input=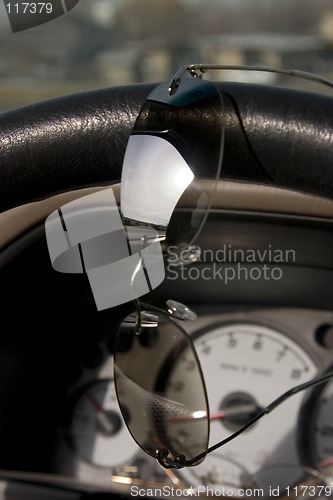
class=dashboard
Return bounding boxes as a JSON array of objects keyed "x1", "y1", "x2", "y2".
[{"x1": 1, "y1": 181, "x2": 333, "y2": 499}]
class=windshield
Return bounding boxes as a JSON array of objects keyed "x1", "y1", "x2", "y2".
[{"x1": 0, "y1": 0, "x2": 332, "y2": 111}]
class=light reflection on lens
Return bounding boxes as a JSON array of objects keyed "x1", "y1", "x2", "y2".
[
  {"x1": 120, "y1": 77, "x2": 224, "y2": 247},
  {"x1": 121, "y1": 135, "x2": 194, "y2": 228}
]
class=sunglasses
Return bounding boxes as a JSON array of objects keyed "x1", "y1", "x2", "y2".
[{"x1": 114, "y1": 64, "x2": 333, "y2": 470}]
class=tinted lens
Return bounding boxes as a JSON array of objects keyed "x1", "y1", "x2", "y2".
[
  {"x1": 120, "y1": 77, "x2": 224, "y2": 246},
  {"x1": 114, "y1": 310, "x2": 209, "y2": 466}
]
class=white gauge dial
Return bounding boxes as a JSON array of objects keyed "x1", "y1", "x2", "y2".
[
  {"x1": 165, "y1": 323, "x2": 317, "y2": 491},
  {"x1": 69, "y1": 379, "x2": 139, "y2": 467}
]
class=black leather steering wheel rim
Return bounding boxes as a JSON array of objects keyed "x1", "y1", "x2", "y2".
[{"x1": 0, "y1": 82, "x2": 333, "y2": 213}]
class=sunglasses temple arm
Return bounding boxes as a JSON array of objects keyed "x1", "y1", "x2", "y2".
[
  {"x1": 168, "y1": 64, "x2": 333, "y2": 95},
  {"x1": 186, "y1": 370, "x2": 333, "y2": 467}
]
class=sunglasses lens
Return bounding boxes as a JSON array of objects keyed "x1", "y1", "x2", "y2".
[
  {"x1": 120, "y1": 76, "x2": 224, "y2": 246},
  {"x1": 114, "y1": 311, "x2": 209, "y2": 466}
]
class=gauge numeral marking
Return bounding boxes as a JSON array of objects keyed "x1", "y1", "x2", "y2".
[
  {"x1": 227, "y1": 333, "x2": 237, "y2": 348},
  {"x1": 201, "y1": 343, "x2": 211, "y2": 355},
  {"x1": 253, "y1": 335, "x2": 263, "y2": 351},
  {"x1": 291, "y1": 368, "x2": 302, "y2": 379},
  {"x1": 276, "y1": 346, "x2": 288, "y2": 361}
]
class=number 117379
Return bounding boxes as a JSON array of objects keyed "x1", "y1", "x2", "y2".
[
  {"x1": 5, "y1": 3, "x2": 53, "y2": 14},
  {"x1": 285, "y1": 484, "x2": 332, "y2": 497}
]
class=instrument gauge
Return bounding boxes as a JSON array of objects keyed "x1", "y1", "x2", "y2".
[
  {"x1": 68, "y1": 378, "x2": 139, "y2": 468},
  {"x1": 164, "y1": 323, "x2": 318, "y2": 491}
]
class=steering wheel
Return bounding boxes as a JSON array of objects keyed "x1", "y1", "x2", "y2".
[{"x1": 1, "y1": 82, "x2": 333, "y2": 213}]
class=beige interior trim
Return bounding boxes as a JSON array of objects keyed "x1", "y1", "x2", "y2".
[{"x1": 1, "y1": 181, "x2": 333, "y2": 248}]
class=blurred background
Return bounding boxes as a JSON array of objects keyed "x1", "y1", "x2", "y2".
[{"x1": 0, "y1": 0, "x2": 333, "y2": 111}]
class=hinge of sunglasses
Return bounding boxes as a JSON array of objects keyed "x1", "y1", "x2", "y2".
[{"x1": 168, "y1": 64, "x2": 207, "y2": 95}]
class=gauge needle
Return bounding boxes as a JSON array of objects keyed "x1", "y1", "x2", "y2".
[
  {"x1": 86, "y1": 393, "x2": 118, "y2": 435},
  {"x1": 210, "y1": 404, "x2": 259, "y2": 421},
  {"x1": 166, "y1": 404, "x2": 259, "y2": 423},
  {"x1": 320, "y1": 457, "x2": 333, "y2": 468}
]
